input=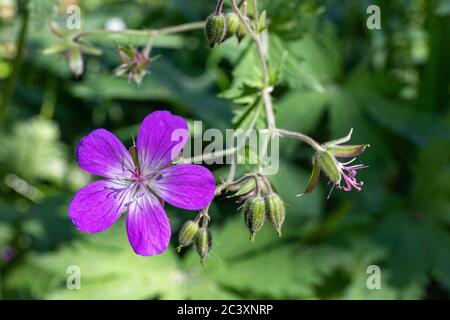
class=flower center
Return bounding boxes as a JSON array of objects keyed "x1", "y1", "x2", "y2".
[{"x1": 131, "y1": 168, "x2": 145, "y2": 184}]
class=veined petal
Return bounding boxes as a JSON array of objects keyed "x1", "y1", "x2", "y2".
[
  {"x1": 137, "y1": 111, "x2": 188, "y2": 174},
  {"x1": 69, "y1": 180, "x2": 130, "y2": 233},
  {"x1": 76, "y1": 129, "x2": 135, "y2": 179},
  {"x1": 126, "y1": 191, "x2": 171, "y2": 256},
  {"x1": 151, "y1": 164, "x2": 215, "y2": 210}
]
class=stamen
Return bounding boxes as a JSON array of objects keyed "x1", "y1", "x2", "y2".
[{"x1": 327, "y1": 183, "x2": 336, "y2": 199}]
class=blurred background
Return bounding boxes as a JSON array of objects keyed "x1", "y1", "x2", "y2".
[{"x1": 0, "y1": 0, "x2": 449, "y2": 299}]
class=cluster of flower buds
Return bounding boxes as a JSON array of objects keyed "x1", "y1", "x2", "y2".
[
  {"x1": 228, "y1": 174, "x2": 286, "y2": 241},
  {"x1": 204, "y1": 0, "x2": 248, "y2": 48},
  {"x1": 301, "y1": 129, "x2": 370, "y2": 198},
  {"x1": 177, "y1": 213, "x2": 212, "y2": 266},
  {"x1": 43, "y1": 23, "x2": 102, "y2": 77}
]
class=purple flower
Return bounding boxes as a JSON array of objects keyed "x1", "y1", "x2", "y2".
[
  {"x1": 69, "y1": 111, "x2": 216, "y2": 256},
  {"x1": 1, "y1": 246, "x2": 16, "y2": 263}
]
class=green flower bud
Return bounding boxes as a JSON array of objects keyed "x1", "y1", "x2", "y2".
[
  {"x1": 243, "y1": 196, "x2": 265, "y2": 242},
  {"x1": 236, "y1": 18, "x2": 248, "y2": 43},
  {"x1": 177, "y1": 220, "x2": 199, "y2": 252},
  {"x1": 205, "y1": 14, "x2": 226, "y2": 48},
  {"x1": 265, "y1": 193, "x2": 285, "y2": 237},
  {"x1": 195, "y1": 227, "x2": 212, "y2": 265},
  {"x1": 224, "y1": 12, "x2": 240, "y2": 40},
  {"x1": 315, "y1": 150, "x2": 341, "y2": 184}
]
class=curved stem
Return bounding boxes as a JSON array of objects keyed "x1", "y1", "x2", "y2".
[
  {"x1": 215, "y1": 0, "x2": 225, "y2": 15},
  {"x1": 275, "y1": 128, "x2": 324, "y2": 152}
]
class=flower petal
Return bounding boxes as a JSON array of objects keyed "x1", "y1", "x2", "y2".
[
  {"x1": 69, "y1": 180, "x2": 130, "y2": 233},
  {"x1": 126, "y1": 191, "x2": 171, "y2": 256},
  {"x1": 76, "y1": 129, "x2": 135, "y2": 179},
  {"x1": 151, "y1": 164, "x2": 215, "y2": 210},
  {"x1": 137, "y1": 111, "x2": 188, "y2": 174}
]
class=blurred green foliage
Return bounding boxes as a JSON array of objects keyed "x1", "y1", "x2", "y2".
[{"x1": 0, "y1": 0, "x2": 449, "y2": 299}]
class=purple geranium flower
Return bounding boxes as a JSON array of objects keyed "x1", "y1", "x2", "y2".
[{"x1": 69, "y1": 111, "x2": 215, "y2": 256}]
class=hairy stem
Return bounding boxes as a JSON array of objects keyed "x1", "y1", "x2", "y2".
[
  {"x1": 275, "y1": 128, "x2": 324, "y2": 152},
  {"x1": 76, "y1": 21, "x2": 205, "y2": 39},
  {"x1": 215, "y1": 0, "x2": 225, "y2": 15},
  {"x1": 180, "y1": 146, "x2": 238, "y2": 164},
  {"x1": 231, "y1": 0, "x2": 276, "y2": 130}
]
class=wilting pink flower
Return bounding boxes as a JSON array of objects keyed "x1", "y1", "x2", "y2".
[
  {"x1": 69, "y1": 111, "x2": 215, "y2": 256},
  {"x1": 335, "y1": 158, "x2": 367, "y2": 192},
  {"x1": 114, "y1": 46, "x2": 158, "y2": 84},
  {"x1": 301, "y1": 129, "x2": 369, "y2": 197}
]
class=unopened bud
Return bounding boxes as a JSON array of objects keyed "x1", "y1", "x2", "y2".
[
  {"x1": 243, "y1": 197, "x2": 265, "y2": 242},
  {"x1": 205, "y1": 14, "x2": 227, "y2": 48},
  {"x1": 177, "y1": 220, "x2": 199, "y2": 252},
  {"x1": 224, "y1": 12, "x2": 240, "y2": 40},
  {"x1": 195, "y1": 227, "x2": 212, "y2": 265},
  {"x1": 265, "y1": 194, "x2": 285, "y2": 236},
  {"x1": 236, "y1": 19, "x2": 248, "y2": 43}
]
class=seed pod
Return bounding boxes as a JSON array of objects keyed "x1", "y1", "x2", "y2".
[
  {"x1": 177, "y1": 220, "x2": 199, "y2": 252},
  {"x1": 205, "y1": 14, "x2": 226, "y2": 48},
  {"x1": 265, "y1": 193, "x2": 286, "y2": 236},
  {"x1": 195, "y1": 227, "x2": 212, "y2": 265},
  {"x1": 243, "y1": 197, "x2": 265, "y2": 242},
  {"x1": 224, "y1": 12, "x2": 240, "y2": 40}
]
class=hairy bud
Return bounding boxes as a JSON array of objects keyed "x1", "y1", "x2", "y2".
[
  {"x1": 243, "y1": 197, "x2": 265, "y2": 242},
  {"x1": 177, "y1": 220, "x2": 199, "y2": 252},
  {"x1": 265, "y1": 193, "x2": 286, "y2": 236},
  {"x1": 195, "y1": 227, "x2": 212, "y2": 265},
  {"x1": 205, "y1": 14, "x2": 226, "y2": 48},
  {"x1": 224, "y1": 12, "x2": 240, "y2": 40},
  {"x1": 236, "y1": 18, "x2": 248, "y2": 43}
]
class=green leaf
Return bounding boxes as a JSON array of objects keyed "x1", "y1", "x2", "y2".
[{"x1": 0, "y1": 117, "x2": 68, "y2": 185}]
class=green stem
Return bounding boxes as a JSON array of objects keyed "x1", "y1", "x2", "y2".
[
  {"x1": 215, "y1": 0, "x2": 225, "y2": 15},
  {"x1": 275, "y1": 128, "x2": 324, "y2": 152},
  {"x1": 76, "y1": 21, "x2": 205, "y2": 39},
  {"x1": 0, "y1": 7, "x2": 29, "y2": 125}
]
